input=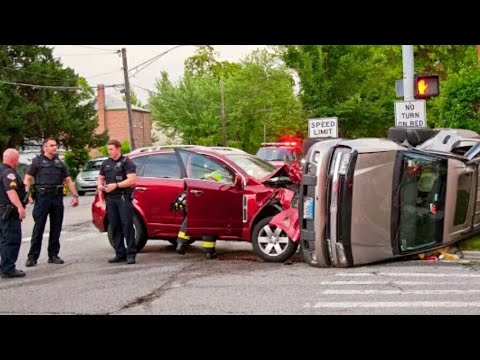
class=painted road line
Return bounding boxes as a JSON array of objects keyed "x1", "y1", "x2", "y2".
[{"x1": 307, "y1": 302, "x2": 480, "y2": 308}]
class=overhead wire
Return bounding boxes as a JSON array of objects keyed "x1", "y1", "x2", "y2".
[
  {"x1": 72, "y1": 45, "x2": 117, "y2": 53},
  {"x1": 0, "y1": 65, "x2": 73, "y2": 80},
  {"x1": 128, "y1": 45, "x2": 201, "y2": 79},
  {"x1": 0, "y1": 79, "x2": 123, "y2": 90}
]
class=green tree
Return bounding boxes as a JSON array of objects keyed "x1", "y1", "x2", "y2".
[
  {"x1": 149, "y1": 48, "x2": 305, "y2": 153},
  {"x1": 280, "y1": 45, "x2": 402, "y2": 138},
  {"x1": 122, "y1": 89, "x2": 144, "y2": 108},
  {"x1": 0, "y1": 45, "x2": 100, "y2": 153},
  {"x1": 280, "y1": 45, "x2": 479, "y2": 137},
  {"x1": 64, "y1": 148, "x2": 91, "y2": 179},
  {"x1": 435, "y1": 69, "x2": 480, "y2": 132}
]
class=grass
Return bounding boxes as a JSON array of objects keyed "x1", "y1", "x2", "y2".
[{"x1": 459, "y1": 234, "x2": 480, "y2": 251}]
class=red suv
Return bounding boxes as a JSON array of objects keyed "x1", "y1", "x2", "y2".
[
  {"x1": 91, "y1": 146, "x2": 299, "y2": 262},
  {"x1": 255, "y1": 142, "x2": 302, "y2": 168}
]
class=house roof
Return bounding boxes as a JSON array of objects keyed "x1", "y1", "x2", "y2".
[{"x1": 94, "y1": 95, "x2": 150, "y2": 113}]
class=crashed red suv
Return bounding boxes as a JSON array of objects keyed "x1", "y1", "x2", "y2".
[{"x1": 91, "y1": 146, "x2": 299, "y2": 262}]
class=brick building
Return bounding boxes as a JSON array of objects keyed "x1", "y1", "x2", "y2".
[{"x1": 95, "y1": 84, "x2": 152, "y2": 148}]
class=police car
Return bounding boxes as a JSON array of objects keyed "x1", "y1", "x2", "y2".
[{"x1": 255, "y1": 142, "x2": 302, "y2": 168}]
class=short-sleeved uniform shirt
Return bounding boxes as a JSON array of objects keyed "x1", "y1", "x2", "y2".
[
  {"x1": 0, "y1": 165, "x2": 26, "y2": 205},
  {"x1": 27, "y1": 154, "x2": 70, "y2": 183}
]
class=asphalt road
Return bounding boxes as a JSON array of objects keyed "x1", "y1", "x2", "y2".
[{"x1": 2, "y1": 195, "x2": 480, "y2": 315}]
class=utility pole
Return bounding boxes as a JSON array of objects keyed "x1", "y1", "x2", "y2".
[
  {"x1": 121, "y1": 48, "x2": 136, "y2": 151},
  {"x1": 220, "y1": 80, "x2": 227, "y2": 146},
  {"x1": 402, "y1": 45, "x2": 415, "y2": 101}
]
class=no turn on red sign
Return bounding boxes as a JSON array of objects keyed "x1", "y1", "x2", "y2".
[{"x1": 394, "y1": 100, "x2": 427, "y2": 127}]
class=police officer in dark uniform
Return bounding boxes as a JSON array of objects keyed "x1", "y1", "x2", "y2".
[
  {"x1": 0, "y1": 149, "x2": 27, "y2": 278},
  {"x1": 97, "y1": 139, "x2": 137, "y2": 264},
  {"x1": 24, "y1": 138, "x2": 79, "y2": 267}
]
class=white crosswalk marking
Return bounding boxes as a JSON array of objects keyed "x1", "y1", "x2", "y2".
[
  {"x1": 323, "y1": 289, "x2": 480, "y2": 295},
  {"x1": 320, "y1": 281, "x2": 457, "y2": 285},
  {"x1": 311, "y1": 302, "x2": 480, "y2": 308},
  {"x1": 307, "y1": 270, "x2": 480, "y2": 312},
  {"x1": 335, "y1": 272, "x2": 480, "y2": 278}
]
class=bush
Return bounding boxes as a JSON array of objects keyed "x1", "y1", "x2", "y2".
[
  {"x1": 64, "y1": 148, "x2": 91, "y2": 179},
  {"x1": 97, "y1": 140, "x2": 131, "y2": 157}
]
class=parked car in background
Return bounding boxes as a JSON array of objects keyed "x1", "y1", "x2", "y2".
[
  {"x1": 75, "y1": 157, "x2": 107, "y2": 196},
  {"x1": 256, "y1": 142, "x2": 302, "y2": 168},
  {"x1": 91, "y1": 146, "x2": 299, "y2": 262},
  {"x1": 292, "y1": 127, "x2": 480, "y2": 268}
]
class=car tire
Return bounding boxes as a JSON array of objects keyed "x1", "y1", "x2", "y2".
[
  {"x1": 108, "y1": 213, "x2": 148, "y2": 252},
  {"x1": 252, "y1": 216, "x2": 298, "y2": 262}
]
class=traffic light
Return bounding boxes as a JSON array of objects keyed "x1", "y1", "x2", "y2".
[{"x1": 414, "y1": 74, "x2": 439, "y2": 99}]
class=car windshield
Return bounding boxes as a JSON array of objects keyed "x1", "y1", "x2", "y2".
[
  {"x1": 83, "y1": 159, "x2": 104, "y2": 171},
  {"x1": 225, "y1": 154, "x2": 276, "y2": 180},
  {"x1": 256, "y1": 148, "x2": 296, "y2": 161}
]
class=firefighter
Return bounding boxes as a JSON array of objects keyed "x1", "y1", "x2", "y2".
[
  {"x1": 0, "y1": 149, "x2": 27, "y2": 278},
  {"x1": 97, "y1": 139, "x2": 137, "y2": 264},
  {"x1": 24, "y1": 138, "x2": 79, "y2": 267},
  {"x1": 174, "y1": 169, "x2": 229, "y2": 259}
]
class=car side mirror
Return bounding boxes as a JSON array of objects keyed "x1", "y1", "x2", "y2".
[{"x1": 234, "y1": 175, "x2": 243, "y2": 190}]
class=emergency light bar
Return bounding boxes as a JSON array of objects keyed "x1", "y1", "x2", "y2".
[{"x1": 261, "y1": 142, "x2": 298, "y2": 146}]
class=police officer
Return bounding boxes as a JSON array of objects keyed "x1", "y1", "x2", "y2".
[
  {"x1": 97, "y1": 139, "x2": 137, "y2": 264},
  {"x1": 24, "y1": 138, "x2": 79, "y2": 267},
  {"x1": 0, "y1": 149, "x2": 27, "y2": 278}
]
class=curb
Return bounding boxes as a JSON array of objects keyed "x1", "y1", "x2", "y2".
[{"x1": 461, "y1": 251, "x2": 480, "y2": 261}]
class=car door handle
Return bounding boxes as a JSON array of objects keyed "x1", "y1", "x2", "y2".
[
  {"x1": 136, "y1": 187, "x2": 147, "y2": 191},
  {"x1": 190, "y1": 190, "x2": 203, "y2": 196}
]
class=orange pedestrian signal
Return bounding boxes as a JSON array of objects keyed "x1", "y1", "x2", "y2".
[{"x1": 415, "y1": 74, "x2": 439, "y2": 99}]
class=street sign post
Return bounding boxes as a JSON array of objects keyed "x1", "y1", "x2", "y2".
[{"x1": 394, "y1": 100, "x2": 427, "y2": 127}]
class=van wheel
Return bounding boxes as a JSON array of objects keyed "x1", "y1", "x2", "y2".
[
  {"x1": 252, "y1": 216, "x2": 298, "y2": 262},
  {"x1": 108, "y1": 214, "x2": 148, "y2": 252},
  {"x1": 387, "y1": 127, "x2": 437, "y2": 145}
]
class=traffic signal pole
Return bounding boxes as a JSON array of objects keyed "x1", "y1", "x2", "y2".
[{"x1": 402, "y1": 45, "x2": 415, "y2": 101}]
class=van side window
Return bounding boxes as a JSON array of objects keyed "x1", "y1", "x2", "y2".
[
  {"x1": 398, "y1": 152, "x2": 448, "y2": 252},
  {"x1": 454, "y1": 173, "x2": 472, "y2": 226}
]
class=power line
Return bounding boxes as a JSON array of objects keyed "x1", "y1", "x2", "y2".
[
  {"x1": 72, "y1": 45, "x2": 117, "y2": 53},
  {"x1": 56, "y1": 52, "x2": 117, "y2": 57},
  {"x1": 85, "y1": 69, "x2": 122, "y2": 79},
  {"x1": 0, "y1": 79, "x2": 123, "y2": 91},
  {"x1": 132, "y1": 84, "x2": 153, "y2": 93},
  {"x1": 128, "y1": 45, "x2": 202, "y2": 78},
  {"x1": 0, "y1": 79, "x2": 90, "y2": 90},
  {"x1": 0, "y1": 65, "x2": 73, "y2": 80}
]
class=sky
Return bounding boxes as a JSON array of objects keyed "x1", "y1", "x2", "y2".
[{"x1": 49, "y1": 45, "x2": 267, "y2": 104}]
